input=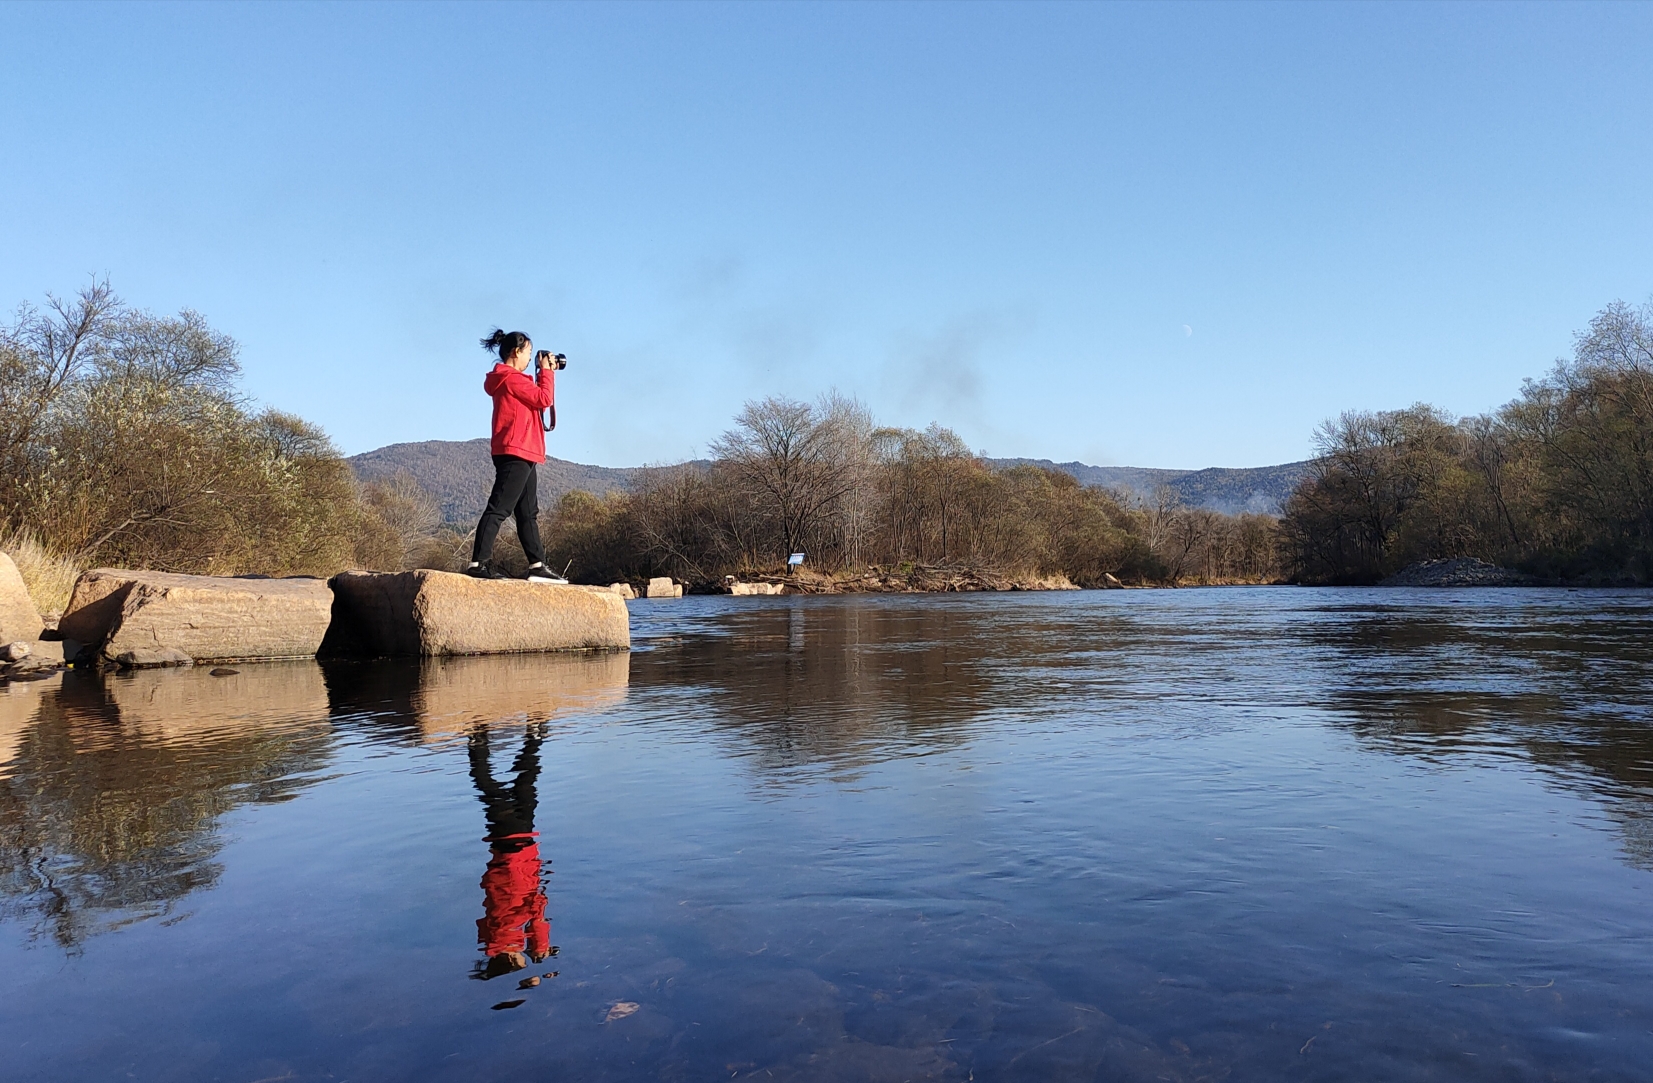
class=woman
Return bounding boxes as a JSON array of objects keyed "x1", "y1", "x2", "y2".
[{"x1": 466, "y1": 329, "x2": 565, "y2": 581}]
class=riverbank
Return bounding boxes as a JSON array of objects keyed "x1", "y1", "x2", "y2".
[
  {"x1": 674, "y1": 563, "x2": 1306, "y2": 595},
  {"x1": 692, "y1": 565, "x2": 1079, "y2": 595}
]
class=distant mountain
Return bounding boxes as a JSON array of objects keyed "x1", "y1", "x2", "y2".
[
  {"x1": 986, "y1": 459, "x2": 1310, "y2": 515},
  {"x1": 347, "y1": 439, "x2": 1308, "y2": 523},
  {"x1": 348, "y1": 439, "x2": 672, "y2": 523}
]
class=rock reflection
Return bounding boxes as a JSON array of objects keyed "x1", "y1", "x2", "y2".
[
  {"x1": 0, "y1": 664, "x2": 330, "y2": 948},
  {"x1": 468, "y1": 723, "x2": 554, "y2": 999},
  {"x1": 323, "y1": 651, "x2": 630, "y2": 744}
]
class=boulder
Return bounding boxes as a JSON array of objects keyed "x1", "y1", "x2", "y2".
[
  {"x1": 0, "y1": 639, "x2": 64, "y2": 682},
  {"x1": 645, "y1": 576, "x2": 683, "y2": 599},
  {"x1": 0, "y1": 552, "x2": 43, "y2": 643},
  {"x1": 729, "y1": 581, "x2": 786, "y2": 596},
  {"x1": 321, "y1": 569, "x2": 630, "y2": 657},
  {"x1": 58, "y1": 569, "x2": 334, "y2": 665}
]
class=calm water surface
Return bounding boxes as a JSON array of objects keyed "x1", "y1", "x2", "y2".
[{"x1": 3, "y1": 588, "x2": 1652, "y2": 1081}]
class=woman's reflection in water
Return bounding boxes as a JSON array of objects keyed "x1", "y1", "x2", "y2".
[{"x1": 467, "y1": 722, "x2": 556, "y2": 1000}]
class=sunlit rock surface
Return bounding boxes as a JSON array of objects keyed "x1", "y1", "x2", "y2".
[
  {"x1": 729, "y1": 581, "x2": 786, "y2": 596},
  {"x1": 0, "y1": 552, "x2": 43, "y2": 643},
  {"x1": 322, "y1": 570, "x2": 630, "y2": 657},
  {"x1": 58, "y1": 570, "x2": 334, "y2": 665},
  {"x1": 644, "y1": 576, "x2": 682, "y2": 599}
]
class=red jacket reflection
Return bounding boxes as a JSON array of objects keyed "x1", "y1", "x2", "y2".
[{"x1": 477, "y1": 834, "x2": 549, "y2": 959}]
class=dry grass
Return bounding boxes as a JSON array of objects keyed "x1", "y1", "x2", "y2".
[{"x1": 0, "y1": 530, "x2": 83, "y2": 618}]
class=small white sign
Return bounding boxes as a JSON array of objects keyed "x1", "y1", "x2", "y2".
[{"x1": 788, "y1": 552, "x2": 806, "y2": 566}]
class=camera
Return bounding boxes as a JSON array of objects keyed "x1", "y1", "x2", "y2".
[{"x1": 535, "y1": 350, "x2": 567, "y2": 371}]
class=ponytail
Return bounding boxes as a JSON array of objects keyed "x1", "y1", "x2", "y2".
[{"x1": 481, "y1": 328, "x2": 530, "y2": 360}]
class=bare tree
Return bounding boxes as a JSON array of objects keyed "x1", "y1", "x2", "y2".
[
  {"x1": 1160, "y1": 507, "x2": 1217, "y2": 582},
  {"x1": 711, "y1": 396, "x2": 858, "y2": 564},
  {"x1": 362, "y1": 472, "x2": 442, "y2": 568},
  {"x1": 817, "y1": 391, "x2": 877, "y2": 569},
  {"x1": 0, "y1": 280, "x2": 119, "y2": 474},
  {"x1": 1138, "y1": 484, "x2": 1180, "y2": 553}
]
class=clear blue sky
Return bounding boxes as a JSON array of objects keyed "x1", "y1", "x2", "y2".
[{"x1": 3, "y1": 2, "x2": 1650, "y2": 469}]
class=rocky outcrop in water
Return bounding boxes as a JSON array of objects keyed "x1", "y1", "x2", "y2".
[
  {"x1": 644, "y1": 577, "x2": 683, "y2": 599},
  {"x1": 729, "y1": 581, "x2": 787, "y2": 596},
  {"x1": 321, "y1": 570, "x2": 630, "y2": 657},
  {"x1": 57, "y1": 570, "x2": 335, "y2": 666},
  {"x1": 1378, "y1": 558, "x2": 1537, "y2": 587}
]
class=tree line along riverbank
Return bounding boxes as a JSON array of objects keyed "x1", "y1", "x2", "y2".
[{"x1": 3, "y1": 282, "x2": 1649, "y2": 615}]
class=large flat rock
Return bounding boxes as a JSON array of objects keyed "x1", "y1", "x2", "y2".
[
  {"x1": 321, "y1": 570, "x2": 631, "y2": 657},
  {"x1": 0, "y1": 551, "x2": 44, "y2": 642},
  {"x1": 58, "y1": 569, "x2": 334, "y2": 665}
]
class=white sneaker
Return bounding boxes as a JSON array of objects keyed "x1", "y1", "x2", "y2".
[{"x1": 525, "y1": 566, "x2": 568, "y2": 584}]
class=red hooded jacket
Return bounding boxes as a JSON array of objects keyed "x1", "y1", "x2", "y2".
[{"x1": 484, "y1": 363, "x2": 555, "y2": 463}]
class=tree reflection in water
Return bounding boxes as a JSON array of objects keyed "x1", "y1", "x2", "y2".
[
  {"x1": 0, "y1": 665, "x2": 330, "y2": 949},
  {"x1": 628, "y1": 600, "x2": 1002, "y2": 774},
  {"x1": 1299, "y1": 597, "x2": 1653, "y2": 868},
  {"x1": 467, "y1": 722, "x2": 555, "y2": 1004}
]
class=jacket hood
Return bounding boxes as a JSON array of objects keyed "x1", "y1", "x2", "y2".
[{"x1": 483, "y1": 363, "x2": 514, "y2": 395}]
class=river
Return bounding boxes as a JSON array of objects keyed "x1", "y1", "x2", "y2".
[{"x1": 3, "y1": 588, "x2": 1651, "y2": 1081}]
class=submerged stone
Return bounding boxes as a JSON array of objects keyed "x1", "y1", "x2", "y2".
[{"x1": 113, "y1": 647, "x2": 194, "y2": 669}]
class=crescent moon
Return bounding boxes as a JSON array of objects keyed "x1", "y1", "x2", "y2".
[{"x1": 1183, "y1": 325, "x2": 1193, "y2": 337}]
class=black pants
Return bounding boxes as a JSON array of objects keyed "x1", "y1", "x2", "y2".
[{"x1": 472, "y1": 455, "x2": 546, "y2": 565}]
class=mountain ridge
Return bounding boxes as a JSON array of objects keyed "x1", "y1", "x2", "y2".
[{"x1": 347, "y1": 439, "x2": 1307, "y2": 523}]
